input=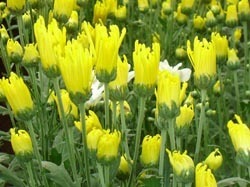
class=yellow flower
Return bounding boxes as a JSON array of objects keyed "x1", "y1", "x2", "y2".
[
  {"x1": 161, "y1": 0, "x2": 172, "y2": 15},
  {"x1": 52, "y1": 89, "x2": 78, "y2": 119},
  {"x1": 133, "y1": 40, "x2": 160, "y2": 96},
  {"x1": 2, "y1": 72, "x2": 34, "y2": 120},
  {"x1": 22, "y1": 12, "x2": 31, "y2": 28},
  {"x1": 227, "y1": 114, "x2": 250, "y2": 154},
  {"x1": 7, "y1": 0, "x2": 25, "y2": 12},
  {"x1": 0, "y1": 24, "x2": 9, "y2": 44},
  {"x1": 205, "y1": 10, "x2": 217, "y2": 27},
  {"x1": 95, "y1": 24, "x2": 126, "y2": 83},
  {"x1": 22, "y1": 43, "x2": 40, "y2": 67},
  {"x1": 174, "y1": 4, "x2": 188, "y2": 25},
  {"x1": 213, "y1": 80, "x2": 222, "y2": 95},
  {"x1": 115, "y1": 5, "x2": 127, "y2": 20},
  {"x1": 166, "y1": 149, "x2": 194, "y2": 182},
  {"x1": 87, "y1": 128, "x2": 104, "y2": 151},
  {"x1": 66, "y1": 10, "x2": 78, "y2": 32},
  {"x1": 6, "y1": 39, "x2": 23, "y2": 64},
  {"x1": 10, "y1": 128, "x2": 33, "y2": 159},
  {"x1": 34, "y1": 16, "x2": 66, "y2": 77},
  {"x1": 103, "y1": 0, "x2": 117, "y2": 15},
  {"x1": 211, "y1": 32, "x2": 228, "y2": 62},
  {"x1": 195, "y1": 163, "x2": 217, "y2": 187},
  {"x1": 227, "y1": 48, "x2": 240, "y2": 69},
  {"x1": 238, "y1": 0, "x2": 250, "y2": 21},
  {"x1": 226, "y1": 4, "x2": 238, "y2": 27},
  {"x1": 193, "y1": 15, "x2": 205, "y2": 31},
  {"x1": 92, "y1": 1, "x2": 108, "y2": 24},
  {"x1": 97, "y1": 129, "x2": 121, "y2": 164},
  {"x1": 233, "y1": 28, "x2": 242, "y2": 43},
  {"x1": 140, "y1": 134, "x2": 161, "y2": 166},
  {"x1": 117, "y1": 155, "x2": 131, "y2": 178},
  {"x1": 138, "y1": 0, "x2": 149, "y2": 11},
  {"x1": 59, "y1": 39, "x2": 93, "y2": 104},
  {"x1": 109, "y1": 55, "x2": 130, "y2": 101},
  {"x1": 181, "y1": 0, "x2": 195, "y2": 14},
  {"x1": 187, "y1": 36, "x2": 216, "y2": 88},
  {"x1": 204, "y1": 148, "x2": 223, "y2": 171},
  {"x1": 53, "y1": 0, "x2": 75, "y2": 22},
  {"x1": 74, "y1": 110, "x2": 102, "y2": 133},
  {"x1": 176, "y1": 104, "x2": 194, "y2": 129},
  {"x1": 156, "y1": 70, "x2": 181, "y2": 119}
]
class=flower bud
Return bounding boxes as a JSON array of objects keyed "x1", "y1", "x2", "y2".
[
  {"x1": 7, "y1": 39, "x2": 23, "y2": 64},
  {"x1": 238, "y1": 0, "x2": 250, "y2": 21},
  {"x1": 115, "y1": 5, "x2": 127, "y2": 20},
  {"x1": 22, "y1": 43, "x2": 40, "y2": 67},
  {"x1": 117, "y1": 155, "x2": 131, "y2": 179},
  {"x1": 195, "y1": 163, "x2": 217, "y2": 187},
  {"x1": 227, "y1": 48, "x2": 240, "y2": 70},
  {"x1": 87, "y1": 128, "x2": 104, "y2": 153},
  {"x1": 205, "y1": 10, "x2": 217, "y2": 27},
  {"x1": 7, "y1": 0, "x2": 25, "y2": 14},
  {"x1": 225, "y1": 4, "x2": 238, "y2": 27},
  {"x1": 140, "y1": 134, "x2": 161, "y2": 166},
  {"x1": 0, "y1": 24, "x2": 9, "y2": 44},
  {"x1": 66, "y1": 10, "x2": 78, "y2": 33},
  {"x1": 10, "y1": 128, "x2": 33, "y2": 161},
  {"x1": 193, "y1": 15, "x2": 205, "y2": 31},
  {"x1": 204, "y1": 148, "x2": 223, "y2": 171}
]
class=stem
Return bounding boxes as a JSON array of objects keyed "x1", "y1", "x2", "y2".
[
  {"x1": 119, "y1": 100, "x2": 131, "y2": 160},
  {"x1": 26, "y1": 121, "x2": 49, "y2": 187},
  {"x1": 53, "y1": 78, "x2": 78, "y2": 182},
  {"x1": 194, "y1": 89, "x2": 207, "y2": 163},
  {"x1": 112, "y1": 100, "x2": 117, "y2": 131},
  {"x1": 168, "y1": 118, "x2": 176, "y2": 150},
  {"x1": 176, "y1": 136, "x2": 182, "y2": 151},
  {"x1": 16, "y1": 16, "x2": 25, "y2": 46},
  {"x1": 242, "y1": 21, "x2": 250, "y2": 89},
  {"x1": 0, "y1": 39, "x2": 11, "y2": 75},
  {"x1": 26, "y1": 161, "x2": 36, "y2": 187},
  {"x1": 159, "y1": 129, "x2": 167, "y2": 187},
  {"x1": 97, "y1": 163, "x2": 105, "y2": 187},
  {"x1": 79, "y1": 103, "x2": 91, "y2": 187},
  {"x1": 104, "y1": 165, "x2": 110, "y2": 187},
  {"x1": 104, "y1": 83, "x2": 110, "y2": 129},
  {"x1": 233, "y1": 71, "x2": 241, "y2": 115},
  {"x1": 128, "y1": 97, "x2": 146, "y2": 186},
  {"x1": 6, "y1": 103, "x2": 16, "y2": 127}
]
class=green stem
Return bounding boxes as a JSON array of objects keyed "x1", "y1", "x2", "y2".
[
  {"x1": 6, "y1": 103, "x2": 16, "y2": 127},
  {"x1": 194, "y1": 89, "x2": 207, "y2": 163},
  {"x1": 112, "y1": 100, "x2": 117, "y2": 131},
  {"x1": 0, "y1": 39, "x2": 11, "y2": 75},
  {"x1": 79, "y1": 103, "x2": 91, "y2": 187},
  {"x1": 176, "y1": 136, "x2": 182, "y2": 151},
  {"x1": 26, "y1": 121, "x2": 49, "y2": 187},
  {"x1": 159, "y1": 129, "x2": 167, "y2": 187},
  {"x1": 53, "y1": 78, "x2": 78, "y2": 182},
  {"x1": 16, "y1": 16, "x2": 25, "y2": 46},
  {"x1": 242, "y1": 21, "x2": 250, "y2": 89},
  {"x1": 128, "y1": 97, "x2": 146, "y2": 186},
  {"x1": 104, "y1": 83, "x2": 110, "y2": 129},
  {"x1": 26, "y1": 161, "x2": 36, "y2": 187},
  {"x1": 168, "y1": 118, "x2": 176, "y2": 150},
  {"x1": 119, "y1": 100, "x2": 131, "y2": 160},
  {"x1": 104, "y1": 165, "x2": 110, "y2": 187},
  {"x1": 97, "y1": 163, "x2": 105, "y2": 187},
  {"x1": 233, "y1": 71, "x2": 241, "y2": 115}
]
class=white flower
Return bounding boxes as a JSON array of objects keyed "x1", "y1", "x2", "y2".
[{"x1": 159, "y1": 59, "x2": 191, "y2": 82}]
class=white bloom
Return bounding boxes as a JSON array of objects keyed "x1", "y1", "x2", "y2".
[{"x1": 159, "y1": 59, "x2": 191, "y2": 82}]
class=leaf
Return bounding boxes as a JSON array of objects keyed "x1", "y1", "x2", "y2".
[
  {"x1": 0, "y1": 164, "x2": 25, "y2": 187},
  {"x1": 217, "y1": 177, "x2": 250, "y2": 187},
  {"x1": 42, "y1": 161, "x2": 79, "y2": 187}
]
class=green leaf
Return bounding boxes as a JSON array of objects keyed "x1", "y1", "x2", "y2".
[
  {"x1": 218, "y1": 177, "x2": 250, "y2": 187},
  {"x1": 0, "y1": 164, "x2": 25, "y2": 187},
  {"x1": 42, "y1": 161, "x2": 79, "y2": 187}
]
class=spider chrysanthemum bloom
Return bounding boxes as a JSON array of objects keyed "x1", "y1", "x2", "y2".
[
  {"x1": 59, "y1": 39, "x2": 93, "y2": 104},
  {"x1": 133, "y1": 40, "x2": 160, "y2": 97},
  {"x1": 34, "y1": 16, "x2": 66, "y2": 78},
  {"x1": 97, "y1": 129, "x2": 121, "y2": 164},
  {"x1": 140, "y1": 134, "x2": 161, "y2": 166},
  {"x1": 166, "y1": 149, "x2": 194, "y2": 183},
  {"x1": 227, "y1": 114, "x2": 250, "y2": 166},
  {"x1": 2, "y1": 72, "x2": 34, "y2": 120},
  {"x1": 94, "y1": 24, "x2": 126, "y2": 83},
  {"x1": 195, "y1": 163, "x2": 217, "y2": 187},
  {"x1": 92, "y1": 1, "x2": 108, "y2": 24},
  {"x1": 204, "y1": 148, "x2": 223, "y2": 171},
  {"x1": 211, "y1": 32, "x2": 228, "y2": 63},
  {"x1": 10, "y1": 128, "x2": 33, "y2": 161},
  {"x1": 187, "y1": 36, "x2": 216, "y2": 89}
]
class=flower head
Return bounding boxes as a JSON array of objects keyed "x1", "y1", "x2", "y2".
[
  {"x1": 195, "y1": 163, "x2": 217, "y2": 187},
  {"x1": 87, "y1": 128, "x2": 104, "y2": 152},
  {"x1": 22, "y1": 43, "x2": 40, "y2": 67},
  {"x1": 176, "y1": 104, "x2": 194, "y2": 129},
  {"x1": 166, "y1": 149, "x2": 194, "y2": 183},
  {"x1": 211, "y1": 32, "x2": 228, "y2": 62},
  {"x1": 97, "y1": 129, "x2": 121, "y2": 164},
  {"x1": 10, "y1": 128, "x2": 33, "y2": 160},
  {"x1": 204, "y1": 148, "x2": 223, "y2": 171},
  {"x1": 226, "y1": 4, "x2": 238, "y2": 27},
  {"x1": 140, "y1": 134, "x2": 161, "y2": 166},
  {"x1": 2, "y1": 72, "x2": 34, "y2": 120},
  {"x1": 7, "y1": 0, "x2": 25, "y2": 13},
  {"x1": 7, "y1": 39, "x2": 23, "y2": 64},
  {"x1": 53, "y1": 0, "x2": 75, "y2": 22}
]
